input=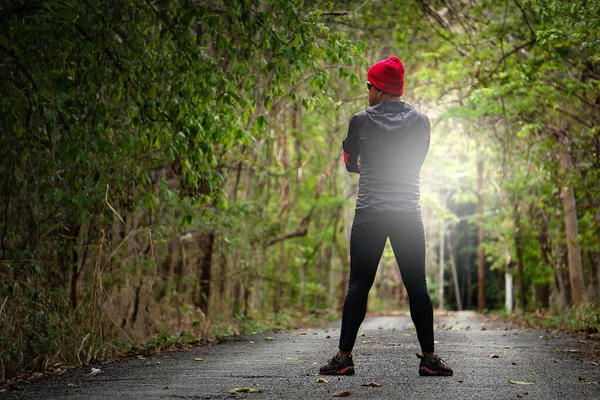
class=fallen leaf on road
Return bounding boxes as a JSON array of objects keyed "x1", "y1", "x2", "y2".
[
  {"x1": 66, "y1": 383, "x2": 78, "y2": 388},
  {"x1": 458, "y1": 380, "x2": 464, "y2": 383},
  {"x1": 359, "y1": 333, "x2": 366, "y2": 337},
  {"x1": 490, "y1": 354, "x2": 500, "y2": 358},
  {"x1": 402, "y1": 334, "x2": 412, "y2": 337},
  {"x1": 249, "y1": 341, "x2": 255, "y2": 343},
  {"x1": 578, "y1": 376, "x2": 598, "y2": 384},
  {"x1": 265, "y1": 337, "x2": 275, "y2": 341},
  {"x1": 361, "y1": 382, "x2": 381, "y2": 387},
  {"x1": 297, "y1": 332, "x2": 307, "y2": 336},
  {"x1": 589, "y1": 362, "x2": 599, "y2": 366},
  {"x1": 137, "y1": 355, "x2": 145, "y2": 360},
  {"x1": 194, "y1": 357, "x2": 203, "y2": 361},
  {"x1": 434, "y1": 340, "x2": 440, "y2": 344},
  {"x1": 333, "y1": 390, "x2": 352, "y2": 397},
  {"x1": 283, "y1": 357, "x2": 297, "y2": 361},
  {"x1": 480, "y1": 327, "x2": 487, "y2": 331},
  {"x1": 228, "y1": 387, "x2": 261, "y2": 393},
  {"x1": 508, "y1": 380, "x2": 534, "y2": 385},
  {"x1": 316, "y1": 378, "x2": 328, "y2": 383},
  {"x1": 90, "y1": 368, "x2": 101, "y2": 376}
]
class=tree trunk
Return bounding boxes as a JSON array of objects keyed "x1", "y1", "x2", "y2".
[
  {"x1": 438, "y1": 220, "x2": 445, "y2": 310},
  {"x1": 54, "y1": 222, "x2": 80, "y2": 291},
  {"x1": 466, "y1": 233, "x2": 473, "y2": 309},
  {"x1": 448, "y1": 227, "x2": 462, "y2": 310},
  {"x1": 513, "y1": 201, "x2": 527, "y2": 309},
  {"x1": 328, "y1": 232, "x2": 337, "y2": 308},
  {"x1": 70, "y1": 240, "x2": 79, "y2": 309},
  {"x1": 274, "y1": 241, "x2": 284, "y2": 314},
  {"x1": 504, "y1": 249, "x2": 513, "y2": 313},
  {"x1": 559, "y1": 146, "x2": 585, "y2": 304},
  {"x1": 477, "y1": 156, "x2": 486, "y2": 310},
  {"x1": 535, "y1": 285, "x2": 550, "y2": 309},
  {"x1": 596, "y1": 211, "x2": 600, "y2": 302},
  {"x1": 68, "y1": 224, "x2": 82, "y2": 309},
  {"x1": 197, "y1": 230, "x2": 215, "y2": 312},
  {"x1": 232, "y1": 279, "x2": 242, "y2": 316},
  {"x1": 131, "y1": 277, "x2": 143, "y2": 324},
  {"x1": 535, "y1": 203, "x2": 553, "y2": 308},
  {"x1": 338, "y1": 233, "x2": 348, "y2": 311}
]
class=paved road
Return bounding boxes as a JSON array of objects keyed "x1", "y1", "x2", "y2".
[{"x1": 2, "y1": 311, "x2": 599, "y2": 399}]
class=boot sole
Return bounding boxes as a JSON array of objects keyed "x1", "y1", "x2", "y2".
[
  {"x1": 319, "y1": 366, "x2": 355, "y2": 376},
  {"x1": 419, "y1": 366, "x2": 453, "y2": 376}
]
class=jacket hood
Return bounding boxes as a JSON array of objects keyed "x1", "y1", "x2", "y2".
[{"x1": 366, "y1": 101, "x2": 421, "y2": 139}]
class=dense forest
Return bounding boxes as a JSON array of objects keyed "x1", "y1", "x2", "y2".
[{"x1": 1, "y1": 0, "x2": 598, "y2": 381}]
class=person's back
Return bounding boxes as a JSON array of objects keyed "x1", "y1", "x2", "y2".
[{"x1": 350, "y1": 101, "x2": 430, "y2": 213}]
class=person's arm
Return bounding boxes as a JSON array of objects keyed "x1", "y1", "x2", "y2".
[{"x1": 342, "y1": 115, "x2": 361, "y2": 174}]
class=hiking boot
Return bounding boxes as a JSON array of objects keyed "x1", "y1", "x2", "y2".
[
  {"x1": 319, "y1": 354, "x2": 355, "y2": 375},
  {"x1": 416, "y1": 353, "x2": 453, "y2": 376}
]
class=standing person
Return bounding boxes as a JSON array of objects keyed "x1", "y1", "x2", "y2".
[{"x1": 319, "y1": 56, "x2": 453, "y2": 377}]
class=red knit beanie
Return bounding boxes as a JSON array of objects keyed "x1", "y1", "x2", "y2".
[{"x1": 367, "y1": 56, "x2": 405, "y2": 96}]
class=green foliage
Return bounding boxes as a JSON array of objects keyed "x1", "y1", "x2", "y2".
[
  {"x1": 0, "y1": 0, "x2": 363, "y2": 381},
  {"x1": 1, "y1": 0, "x2": 599, "y2": 383}
]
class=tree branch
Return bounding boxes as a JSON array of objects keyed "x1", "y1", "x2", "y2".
[
  {"x1": 556, "y1": 106, "x2": 594, "y2": 128},
  {"x1": 0, "y1": 42, "x2": 38, "y2": 92},
  {"x1": 481, "y1": 39, "x2": 535, "y2": 84},
  {"x1": 420, "y1": 9, "x2": 472, "y2": 60},
  {"x1": 416, "y1": 0, "x2": 452, "y2": 31},
  {"x1": 321, "y1": 0, "x2": 371, "y2": 16},
  {"x1": 264, "y1": 228, "x2": 308, "y2": 247},
  {"x1": 512, "y1": 0, "x2": 535, "y2": 41}
]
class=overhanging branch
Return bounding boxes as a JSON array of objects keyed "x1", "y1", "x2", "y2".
[
  {"x1": 321, "y1": 0, "x2": 371, "y2": 16},
  {"x1": 264, "y1": 228, "x2": 308, "y2": 247}
]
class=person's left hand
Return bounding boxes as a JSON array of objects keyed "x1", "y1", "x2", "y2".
[{"x1": 357, "y1": 154, "x2": 361, "y2": 171}]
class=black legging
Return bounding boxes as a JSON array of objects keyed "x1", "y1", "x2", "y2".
[{"x1": 339, "y1": 209, "x2": 434, "y2": 353}]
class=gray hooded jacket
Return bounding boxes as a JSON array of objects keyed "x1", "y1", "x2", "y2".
[{"x1": 342, "y1": 101, "x2": 430, "y2": 212}]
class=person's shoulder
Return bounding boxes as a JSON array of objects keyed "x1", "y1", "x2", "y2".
[
  {"x1": 349, "y1": 110, "x2": 368, "y2": 125},
  {"x1": 351, "y1": 109, "x2": 368, "y2": 120},
  {"x1": 406, "y1": 104, "x2": 428, "y2": 119},
  {"x1": 407, "y1": 105, "x2": 430, "y2": 128}
]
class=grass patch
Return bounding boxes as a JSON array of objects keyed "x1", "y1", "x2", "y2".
[{"x1": 503, "y1": 302, "x2": 600, "y2": 333}]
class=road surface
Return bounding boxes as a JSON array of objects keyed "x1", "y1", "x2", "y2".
[{"x1": 2, "y1": 311, "x2": 599, "y2": 399}]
